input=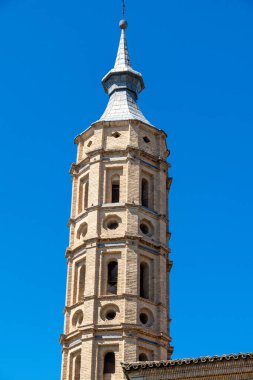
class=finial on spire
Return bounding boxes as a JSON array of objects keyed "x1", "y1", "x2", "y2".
[
  {"x1": 122, "y1": 0, "x2": 125, "y2": 19},
  {"x1": 119, "y1": 0, "x2": 128, "y2": 29},
  {"x1": 119, "y1": 19, "x2": 128, "y2": 29}
]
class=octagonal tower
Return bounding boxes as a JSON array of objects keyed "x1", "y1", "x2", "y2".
[{"x1": 60, "y1": 19, "x2": 173, "y2": 380}]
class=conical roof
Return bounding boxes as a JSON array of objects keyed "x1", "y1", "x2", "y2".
[
  {"x1": 99, "y1": 20, "x2": 150, "y2": 125},
  {"x1": 114, "y1": 26, "x2": 132, "y2": 70}
]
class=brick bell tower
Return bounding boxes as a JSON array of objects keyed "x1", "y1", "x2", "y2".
[{"x1": 60, "y1": 17, "x2": 173, "y2": 380}]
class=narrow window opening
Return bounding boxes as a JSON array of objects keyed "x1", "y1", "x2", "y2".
[
  {"x1": 78, "y1": 176, "x2": 89, "y2": 214},
  {"x1": 84, "y1": 181, "x2": 89, "y2": 209},
  {"x1": 111, "y1": 176, "x2": 120, "y2": 203},
  {"x1": 87, "y1": 140, "x2": 92, "y2": 147},
  {"x1": 139, "y1": 353, "x2": 148, "y2": 361},
  {"x1": 107, "y1": 261, "x2": 118, "y2": 295},
  {"x1": 112, "y1": 131, "x2": 121, "y2": 138},
  {"x1": 104, "y1": 352, "x2": 115, "y2": 374},
  {"x1": 73, "y1": 265, "x2": 79, "y2": 303},
  {"x1": 140, "y1": 313, "x2": 149, "y2": 325},
  {"x1": 143, "y1": 136, "x2": 150, "y2": 143},
  {"x1": 78, "y1": 265, "x2": 86, "y2": 301},
  {"x1": 74, "y1": 354, "x2": 81, "y2": 380},
  {"x1": 140, "y1": 263, "x2": 149, "y2": 299},
  {"x1": 78, "y1": 182, "x2": 83, "y2": 214},
  {"x1": 141, "y1": 178, "x2": 149, "y2": 208}
]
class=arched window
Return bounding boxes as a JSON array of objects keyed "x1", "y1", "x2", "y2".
[
  {"x1": 78, "y1": 265, "x2": 86, "y2": 301},
  {"x1": 74, "y1": 354, "x2": 81, "y2": 380},
  {"x1": 141, "y1": 178, "x2": 149, "y2": 208},
  {"x1": 139, "y1": 353, "x2": 148, "y2": 361},
  {"x1": 78, "y1": 176, "x2": 89, "y2": 214},
  {"x1": 72, "y1": 310, "x2": 84, "y2": 327},
  {"x1": 140, "y1": 262, "x2": 149, "y2": 299},
  {"x1": 111, "y1": 176, "x2": 120, "y2": 203},
  {"x1": 84, "y1": 180, "x2": 89, "y2": 209},
  {"x1": 104, "y1": 352, "x2": 115, "y2": 374},
  {"x1": 76, "y1": 223, "x2": 88, "y2": 240},
  {"x1": 107, "y1": 261, "x2": 118, "y2": 295}
]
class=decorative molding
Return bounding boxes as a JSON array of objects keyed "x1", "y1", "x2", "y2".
[{"x1": 69, "y1": 339, "x2": 82, "y2": 348}]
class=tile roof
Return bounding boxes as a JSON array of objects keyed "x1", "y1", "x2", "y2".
[
  {"x1": 122, "y1": 353, "x2": 253, "y2": 371},
  {"x1": 100, "y1": 85, "x2": 150, "y2": 124}
]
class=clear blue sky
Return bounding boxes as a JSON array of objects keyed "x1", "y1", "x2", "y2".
[{"x1": 0, "y1": 0, "x2": 252, "y2": 379}]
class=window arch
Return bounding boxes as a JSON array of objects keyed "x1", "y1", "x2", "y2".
[
  {"x1": 140, "y1": 262, "x2": 149, "y2": 299},
  {"x1": 104, "y1": 352, "x2": 115, "y2": 374},
  {"x1": 107, "y1": 261, "x2": 118, "y2": 295},
  {"x1": 74, "y1": 354, "x2": 81, "y2": 380},
  {"x1": 141, "y1": 178, "x2": 149, "y2": 208},
  {"x1": 78, "y1": 265, "x2": 86, "y2": 301},
  {"x1": 76, "y1": 222, "x2": 88, "y2": 240},
  {"x1": 72, "y1": 310, "x2": 84, "y2": 327},
  {"x1": 111, "y1": 175, "x2": 120, "y2": 203}
]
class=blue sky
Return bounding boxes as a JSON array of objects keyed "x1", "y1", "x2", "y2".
[{"x1": 0, "y1": 0, "x2": 252, "y2": 379}]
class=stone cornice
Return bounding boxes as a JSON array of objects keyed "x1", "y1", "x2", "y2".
[
  {"x1": 69, "y1": 203, "x2": 167, "y2": 226},
  {"x1": 71, "y1": 145, "x2": 170, "y2": 175},
  {"x1": 60, "y1": 330, "x2": 82, "y2": 346},
  {"x1": 66, "y1": 236, "x2": 170, "y2": 259},
  {"x1": 64, "y1": 293, "x2": 169, "y2": 312},
  {"x1": 62, "y1": 324, "x2": 172, "y2": 348}
]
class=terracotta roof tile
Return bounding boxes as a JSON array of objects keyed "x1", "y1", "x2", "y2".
[{"x1": 122, "y1": 352, "x2": 253, "y2": 371}]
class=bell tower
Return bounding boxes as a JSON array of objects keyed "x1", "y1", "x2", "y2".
[{"x1": 60, "y1": 17, "x2": 173, "y2": 380}]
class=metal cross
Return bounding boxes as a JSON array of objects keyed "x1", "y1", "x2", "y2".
[{"x1": 122, "y1": 0, "x2": 126, "y2": 19}]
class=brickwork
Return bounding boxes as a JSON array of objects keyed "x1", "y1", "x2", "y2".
[
  {"x1": 61, "y1": 118, "x2": 172, "y2": 379},
  {"x1": 60, "y1": 20, "x2": 172, "y2": 380}
]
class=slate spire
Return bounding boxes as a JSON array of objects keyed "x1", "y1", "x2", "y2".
[
  {"x1": 99, "y1": 19, "x2": 150, "y2": 125},
  {"x1": 114, "y1": 25, "x2": 132, "y2": 70}
]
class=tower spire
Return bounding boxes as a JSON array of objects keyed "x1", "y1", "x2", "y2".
[
  {"x1": 114, "y1": 21, "x2": 131, "y2": 70},
  {"x1": 98, "y1": 16, "x2": 151, "y2": 125}
]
